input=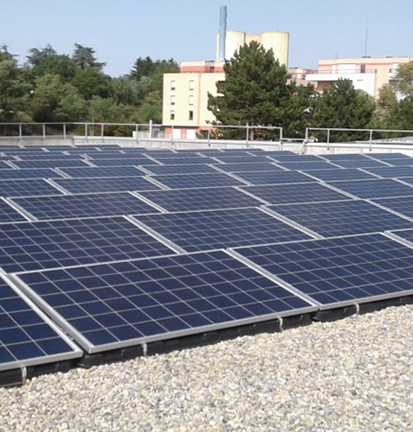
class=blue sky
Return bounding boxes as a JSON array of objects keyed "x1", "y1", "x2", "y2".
[{"x1": 2, "y1": 0, "x2": 412, "y2": 77}]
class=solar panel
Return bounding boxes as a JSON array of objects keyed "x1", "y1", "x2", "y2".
[
  {"x1": 135, "y1": 208, "x2": 312, "y2": 252},
  {"x1": 10, "y1": 192, "x2": 161, "y2": 220},
  {"x1": 0, "y1": 216, "x2": 176, "y2": 273},
  {"x1": 137, "y1": 187, "x2": 265, "y2": 212},
  {"x1": 12, "y1": 159, "x2": 90, "y2": 169},
  {"x1": 318, "y1": 153, "x2": 371, "y2": 161},
  {"x1": 150, "y1": 173, "x2": 245, "y2": 189},
  {"x1": 138, "y1": 164, "x2": 217, "y2": 176},
  {"x1": 372, "y1": 196, "x2": 413, "y2": 220},
  {"x1": 58, "y1": 166, "x2": 144, "y2": 178},
  {"x1": 333, "y1": 160, "x2": 389, "y2": 169},
  {"x1": 0, "y1": 168, "x2": 63, "y2": 180},
  {"x1": 89, "y1": 158, "x2": 159, "y2": 167},
  {"x1": 327, "y1": 179, "x2": 413, "y2": 199},
  {"x1": 384, "y1": 159, "x2": 413, "y2": 166},
  {"x1": 213, "y1": 156, "x2": 273, "y2": 164},
  {"x1": 0, "y1": 274, "x2": 82, "y2": 372},
  {"x1": 267, "y1": 199, "x2": 413, "y2": 237},
  {"x1": 0, "y1": 161, "x2": 14, "y2": 169},
  {"x1": 302, "y1": 168, "x2": 376, "y2": 182},
  {"x1": 233, "y1": 233, "x2": 413, "y2": 309},
  {"x1": 368, "y1": 152, "x2": 413, "y2": 161},
  {"x1": 233, "y1": 171, "x2": 317, "y2": 186},
  {"x1": 83, "y1": 152, "x2": 128, "y2": 159},
  {"x1": 0, "y1": 199, "x2": 29, "y2": 223},
  {"x1": 0, "y1": 179, "x2": 63, "y2": 198},
  {"x1": 148, "y1": 156, "x2": 213, "y2": 165},
  {"x1": 16, "y1": 154, "x2": 84, "y2": 161},
  {"x1": 275, "y1": 161, "x2": 341, "y2": 170},
  {"x1": 387, "y1": 228, "x2": 413, "y2": 246},
  {"x1": 52, "y1": 177, "x2": 162, "y2": 194},
  {"x1": 14, "y1": 250, "x2": 316, "y2": 353},
  {"x1": 212, "y1": 162, "x2": 284, "y2": 173},
  {"x1": 146, "y1": 151, "x2": 204, "y2": 158},
  {"x1": 270, "y1": 154, "x2": 323, "y2": 162},
  {"x1": 362, "y1": 166, "x2": 413, "y2": 178},
  {"x1": 239, "y1": 183, "x2": 349, "y2": 205}
]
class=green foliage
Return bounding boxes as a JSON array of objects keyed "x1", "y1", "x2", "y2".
[
  {"x1": 72, "y1": 44, "x2": 106, "y2": 71},
  {"x1": 71, "y1": 68, "x2": 111, "y2": 100},
  {"x1": 26, "y1": 44, "x2": 57, "y2": 67},
  {"x1": 207, "y1": 41, "x2": 316, "y2": 139},
  {"x1": 30, "y1": 55, "x2": 77, "y2": 83}
]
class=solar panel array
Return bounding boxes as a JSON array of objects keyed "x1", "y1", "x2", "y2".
[{"x1": 2, "y1": 144, "x2": 413, "y2": 379}]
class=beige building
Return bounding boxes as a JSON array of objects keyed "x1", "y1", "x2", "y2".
[
  {"x1": 217, "y1": 30, "x2": 289, "y2": 65},
  {"x1": 307, "y1": 57, "x2": 413, "y2": 98},
  {"x1": 162, "y1": 61, "x2": 224, "y2": 139}
]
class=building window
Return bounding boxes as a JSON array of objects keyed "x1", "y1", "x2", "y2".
[
  {"x1": 360, "y1": 64, "x2": 366, "y2": 73},
  {"x1": 170, "y1": 95, "x2": 175, "y2": 105},
  {"x1": 188, "y1": 110, "x2": 194, "y2": 121},
  {"x1": 189, "y1": 95, "x2": 194, "y2": 106},
  {"x1": 189, "y1": 80, "x2": 195, "y2": 90},
  {"x1": 171, "y1": 80, "x2": 176, "y2": 90},
  {"x1": 170, "y1": 111, "x2": 175, "y2": 121}
]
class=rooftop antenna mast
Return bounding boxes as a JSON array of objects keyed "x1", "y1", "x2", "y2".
[{"x1": 364, "y1": 20, "x2": 369, "y2": 57}]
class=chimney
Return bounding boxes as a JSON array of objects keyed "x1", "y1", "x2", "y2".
[{"x1": 217, "y1": 6, "x2": 227, "y2": 62}]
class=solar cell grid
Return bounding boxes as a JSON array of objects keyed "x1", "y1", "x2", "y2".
[
  {"x1": 0, "y1": 199, "x2": 29, "y2": 223},
  {"x1": 90, "y1": 158, "x2": 159, "y2": 167},
  {"x1": 148, "y1": 156, "x2": 214, "y2": 165},
  {"x1": 138, "y1": 164, "x2": 217, "y2": 176},
  {"x1": 0, "y1": 161, "x2": 14, "y2": 169},
  {"x1": 327, "y1": 179, "x2": 413, "y2": 199},
  {"x1": 58, "y1": 166, "x2": 144, "y2": 178},
  {"x1": 0, "y1": 216, "x2": 175, "y2": 273},
  {"x1": 362, "y1": 166, "x2": 413, "y2": 178},
  {"x1": 16, "y1": 154, "x2": 83, "y2": 161},
  {"x1": 333, "y1": 160, "x2": 389, "y2": 169},
  {"x1": 368, "y1": 153, "x2": 413, "y2": 161},
  {"x1": 372, "y1": 196, "x2": 413, "y2": 220},
  {"x1": 150, "y1": 173, "x2": 245, "y2": 189},
  {"x1": 12, "y1": 159, "x2": 90, "y2": 169},
  {"x1": 239, "y1": 182, "x2": 349, "y2": 205},
  {"x1": 213, "y1": 156, "x2": 274, "y2": 164},
  {"x1": 135, "y1": 208, "x2": 312, "y2": 252},
  {"x1": 302, "y1": 168, "x2": 376, "y2": 182},
  {"x1": 318, "y1": 153, "x2": 371, "y2": 161},
  {"x1": 270, "y1": 155, "x2": 323, "y2": 162},
  {"x1": 138, "y1": 186, "x2": 265, "y2": 212},
  {"x1": 383, "y1": 159, "x2": 413, "y2": 167},
  {"x1": 0, "y1": 275, "x2": 81, "y2": 371},
  {"x1": 0, "y1": 179, "x2": 63, "y2": 198},
  {"x1": 52, "y1": 177, "x2": 162, "y2": 194},
  {"x1": 275, "y1": 161, "x2": 341, "y2": 170},
  {"x1": 267, "y1": 199, "x2": 413, "y2": 237},
  {"x1": 0, "y1": 168, "x2": 63, "y2": 180},
  {"x1": 234, "y1": 233, "x2": 413, "y2": 309},
  {"x1": 10, "y1": 192, "x2": 160, "y2": 220},
  {"x1": 15, "y1": 250, "x2": 315, "y2": 352},
  {"x1": 212, "y1": 162, "x2": 284, "y2": 173},
  {"x1": 233, "y1": 171, "x2": 317, "y2": 186}
]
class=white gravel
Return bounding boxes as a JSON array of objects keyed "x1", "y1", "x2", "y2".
[{"x1": 1, "y1": 305, "x2": 413, "y2": 431}]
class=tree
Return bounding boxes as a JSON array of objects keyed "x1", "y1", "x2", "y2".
[
  {"x1": 207, "y1": 41, "x2": 315, "y2": 139},
  {"x1": 72, "y1": 43, "x2": 106, "y2": 71},
  {"x1": 71, "y1": 67, "x2": 110, "y2": 100},
  {"x1": 30, "y1": 54, "x2": 77, "y2": 82},
  {"x1": 312, "y1": 79, "x2": 375, "y2": 142},
  {"x1": 26, "y1": 44, "x2": 57, "y2": 67},
  {"x1": 129, "y1": 56, "x2": 155, "y2": 81}
]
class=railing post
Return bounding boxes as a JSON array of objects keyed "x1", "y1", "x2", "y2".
[
  {"x1": 135, "y1": 124, "x2": 139, "y2": 143},
  {"x1": 207, "y1": 128, "x2": 211, "y2": 147},
  {"x1": 246, "y1": 126, "x2": 249, "y2": 147},
  {"x1": 19, "y1": 124, "x2": 22, "y2": 141},
  {"x1": 279, "y1": 127, "x2": 283, "y2": 147},
  {"x1": 101, "y1": 123, "x2": 104, "y2": 141},
  {"x1": 63, "y1": 124, "x2": 67, "y2": 140},
  {"x1": 43, "y1": 124, "x2": 46, "y2": 140},
  {"x1": 85, "y1": 123, "x2": 88, "y2": 141},
  {"x1": 327, "y1": 129, "x2": 331, "y2": 150},
  {"x1": 369, "y1": 129, "x2": 373, "y2": 147},
  {"x1": 149, "y1": 120, "x2": 153, "y2": 138},
  {"x1": 171, "y1": 125, "x2": 174, "y2": 146}
]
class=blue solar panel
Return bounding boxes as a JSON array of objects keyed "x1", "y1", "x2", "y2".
[
  {"x1": 213, "y1": 156, "x2": 273, "y2": 164},
  {"x1": 0, "y1": 216, "x2": 175, "y2": 273},
  {"x1": 147, "y1": 151, "x2": 203, "y2": 158},
  {"x1": 270, "y1": 155, "x2": 323, "y2": 162},
  {"x1": 135, "y1": 208, "x2": 312, "y2": 252},
  {"x1": 52, "y1": 177, "x2": 161, "y2": 194},
  {"x1": 138, "y1": 187, "x2": 265, "y2": 212},
  {"x1": 0, "y1": 275, "x2": 81, "y2": 371},
  {"x1": 384, "y1": 159, "x2": 413, "y2": 166},
  {"x1": 58, "y1": 166, "x2": 144, "y2": 178},
  {"x1": 363, "y1": 166, "x2": 413, "y2": 178},
  {"x1": 212, "y1": 162, "x2": 284, "y2": 173},
  {"x1": 148, "y1": 156, "x2": 213, "y2": 165},
  {"x1": 234, "y1": 233, "x2": 413, "y2": 309},
  {"x1": 233, "y1": 171, "x2": 317, "y2": 185},
  {"x1": 368, "y1": 153, "x2": 413, "y2": 161},
  {"x1": 0, "y1": 179, "x2": 63, "y2": 198},
  {"x1": 0, "y1": 168, "x2": 63, "y2": 180},
  {"x1": 302, "y1": 168, "x2": 376, "y2": 182},
  {"x1": 139, "y1": 164, "x2": 218, "y2": 176},
  {"x1": 333, "y1": 160, "x2": 389, "y2": 169},
  {"x1": 82, "y1": 151, "x2": 128, "y2": 159},
  {"x1": 12, "y1": 159, "x2": 90, "y2": 169},
  {"x1": 11, "y1": 192, "x2": 160, "y2": 220},
  {"x1": 16, "y1": 154, "x2": 84, "y2": 161},
  {"x1": 318, "y1": 153, "x2": 371, "y2": 161},
  {"x1": 372, "y1": 196, "x2": 413, "y2": 220},
  {"x1": 150, "y1": 173, "x2": 245, "y2": 189},
  {"x1": 239, "y1": 183, "x2": 349, "y2": 205},
  {"x1": 387, "y1": 228, "x2": 413, "y2": 246},
  {"x1": 267, "y1": 199, "x2": 413, "y2": 237},
  {"x1": 327, "y1": 179, "x2": 413, "y2": 199},
  {"x1": 14, "y1": 251, "x2": 315, "y2": 353},
  {"x1": 0, "y1": 199, "x2": 29, "y2": 222},
  {"x1": 90, "y1": 158, "x2": 159, "y2": 167},
  {"x1": 275, "y1": 161, "x2": 341, "y2": 170},
  {"x1": 0, "y1": 161, "x2": 14, "y2": 169}
]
